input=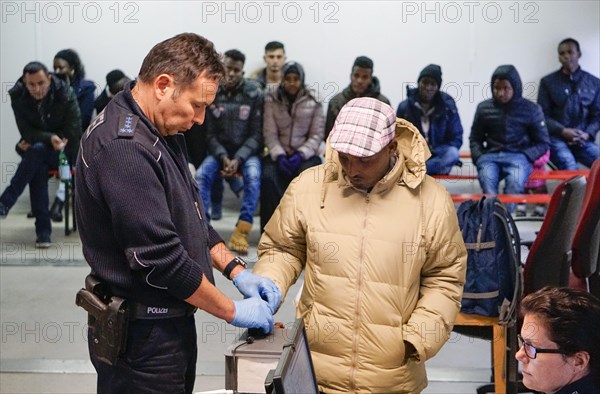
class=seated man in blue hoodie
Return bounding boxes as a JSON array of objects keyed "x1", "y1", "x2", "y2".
[
  {"x1": 396, "y1": 64, "x2": 463, "y2": 174},
  {"x1": 470, "y1": 65, "x2": 550, "y2": 211}
]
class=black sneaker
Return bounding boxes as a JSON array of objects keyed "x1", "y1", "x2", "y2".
[
  {"x1": 50, "y1": 198, "x2": 64, "y2": 222},
  {"x1": 0, "y1": 202, "x2": 8, "y2": 219},
  {"x1": 35, "y1": 234, "x2": 52, "y2": 249}
]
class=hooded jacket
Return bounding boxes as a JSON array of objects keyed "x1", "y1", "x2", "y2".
[
  {"x1": 325, "y1": 77, "x2": 390, "y2": 139},
  {"x1": 396, "y1": 87, "x2": 463, "y2": 150},
  {"x1": 9, "y1": 73, "x2": 81, "y2": 162},
  {"x1": 263, "y1": 81, "x2": 324, "y2": 160},
  {"x1": 470, "y1": 65, "x2": 550, "y2": 164},
  {"x1": 254, "y1": 119, "x2": 467, "y2": 393}
]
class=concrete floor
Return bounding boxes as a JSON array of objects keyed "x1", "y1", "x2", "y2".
[{"x1": 1, "y1": 177, "x2": 542, "y2": 393}]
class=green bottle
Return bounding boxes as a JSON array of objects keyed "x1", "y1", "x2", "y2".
[{"x1": 58, "y1": 149, "x2": 71, "y2": 182}]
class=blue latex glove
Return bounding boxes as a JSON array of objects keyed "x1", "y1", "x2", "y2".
[
  {"x1": 233, "y1": 270, "x2": 282, "y2": 313},
  {"x1": 277, "y1": 154, "x2": 294, "y2": 177},
  {"x1": 231, "y1": 297, "x2": 274, "y2": 334},
  {"x1": 288, "y1": 152, "x2": 303, "y2": 173}
]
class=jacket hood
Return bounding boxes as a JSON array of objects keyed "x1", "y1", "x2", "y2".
[
  {"x1": 491, "y1": 65, "x2": 523, "y2": 101},
  {"x1": 321, "y1": 117, "x2": 430, "y2": 207}
]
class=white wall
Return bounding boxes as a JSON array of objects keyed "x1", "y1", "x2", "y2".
[{"x1": 1, "y1": 0, "x2": 599, "y2": 188}]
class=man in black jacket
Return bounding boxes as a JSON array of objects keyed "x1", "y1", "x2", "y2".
[
  {"x1": 0, "y1": 61, "x2": 81, "y2": 247},
  {"x1": 75, "y1": 33, "x2": 280, "y2": 393}
]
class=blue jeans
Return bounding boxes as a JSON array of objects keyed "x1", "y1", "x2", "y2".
[
  {"x1": 476, "y1": 152, "x2": 532, "y2": 212},
  {"x1": 0, "y1": 142, "x2": 56, "y2": 237},
  {"x1": 549, "y1": 136, "x2": 600, "y2": 170},
  {"x1": 427, "y1": 145, "x2": 460, "y2": 175},
  {"x1": 196, "y1": 155, "x2": 260, "y2": 223}
]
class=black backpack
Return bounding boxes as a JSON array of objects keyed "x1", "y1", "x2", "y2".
[{"x1": 456, "y1": 197, "x2": 522, "y2": 324}]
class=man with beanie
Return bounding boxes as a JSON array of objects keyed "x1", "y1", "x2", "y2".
[
  {"x1": 94, "y1": 69, "x2": 131, "y2": 113},
  {"x1": 195, "y1": 49, "x2": 263, "y2": 255},
  {"x1": 397, "y1": 64, "x2": 463, "y2": 174},
  {"x1": 470, "y1": 65, "x2": 550, "y2": 211},
  {"x1": 254, "y1": 97, "x2": 466, "y2": 393},
  {"x1": 325, "y1": 56, "x2": 390, "y2": 139},
  {"x1": 260, "y1": 61, "x2": 324, "y2": 231}
]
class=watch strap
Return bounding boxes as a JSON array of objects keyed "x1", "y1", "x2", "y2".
[{"x1": 223, "y1": 256, "x2": 247, "y2": 279}]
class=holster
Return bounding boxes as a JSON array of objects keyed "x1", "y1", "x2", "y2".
[{"x1": 75, "y1": 275, "x2": 128, "y2": 366}]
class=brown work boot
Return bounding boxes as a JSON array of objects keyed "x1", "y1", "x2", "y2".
[{"x1": 228, "y1": 220, "x2": 252, "y2": 255}]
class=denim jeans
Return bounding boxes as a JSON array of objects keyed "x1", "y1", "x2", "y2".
[
  {"x1": 549, "y1": 136, "x2": 600, "y2": 170},
  {"x1": 90, "y1": 316, "x2": 197, "y2": 394},
  {"x1": 0, "y1": 142, "x2": 56, "y2": 237},
  {"x1": 476, "y1": 152, "x2": 532, "y2": 212},
  {"x1": 196, "y1": 155, "x2": 260, "y2": 223},
  {"x1": 260, "y1": 155, "x2": 322, "y2": 231},
  {"x1": 427, "y1": 145, "x2": 460, "y2": 175}
]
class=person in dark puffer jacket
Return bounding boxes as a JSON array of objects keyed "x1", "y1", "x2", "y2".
[
  {"x1": 470, "y1": 65, "x2": 550, "y2": 211},
  {"x1": 396, "y1": 64, "x2": 463, "y2": 174}
]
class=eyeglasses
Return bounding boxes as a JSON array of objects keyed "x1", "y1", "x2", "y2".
[{"x1": 517, "y1": 334, "x2": 566, "y2": 359}]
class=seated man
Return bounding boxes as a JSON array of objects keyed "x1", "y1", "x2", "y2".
[
  {"x1": 396, "y1": 64, "x2": 463, "y2": 174},
  {"x1": 196, "y1": 49, "x2": 263, "y2": 255},
  {"x1": 94, "y1": 69, "x2": 131, "y2": 113},
  {"x1": 325, "y1": 56, "x2": 390, "y2": 139},
  {"x1": 470, "y1": 65, "x2": 550, "y2": 211},
  {"x1": 538, "y1": 37, "x2": 600, "y2": 169},
  {"x1": 0, "y1": 61, "x2": 81, "y2": 247},
  {"x1": 249, "y1": 40, "x2": 287, "y2": 93}
]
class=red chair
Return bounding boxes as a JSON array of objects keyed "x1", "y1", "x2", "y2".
[
  {"x1": 522, "y1": 175, "x2": 587, "y2": 295},
  {"x1": 571, "y1": 159, "x2": 600, "y2": 297}
]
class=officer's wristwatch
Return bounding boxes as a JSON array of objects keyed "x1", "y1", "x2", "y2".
[{"x1": 223, "y1": 256, "x2": 247, "y2": 279}]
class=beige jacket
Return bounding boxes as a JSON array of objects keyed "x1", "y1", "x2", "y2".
[{"x1": 254, "y1": 118, "x2": 467, "y2": 393}]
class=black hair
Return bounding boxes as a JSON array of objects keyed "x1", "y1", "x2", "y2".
[
  {"x1": 352, "y1": 56, "x2": 374, "y2": 71},
  {"x1": 23, "y1": 61, "x2": 49, "y2": 76},
  {"x1": 558, "y1": 38, "x2": 581, "y2": 54},
  {"x1": 54, "y1": 48, "x2": 85, "y2": 81},
  {"x1": 224, "y1": 49, "x2": 246, "y2": 65},
  {"x1": 265, "y1": 41, "x2": 285, "y2": 52}
]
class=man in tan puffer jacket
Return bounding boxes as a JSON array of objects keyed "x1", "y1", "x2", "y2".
[{"x1": 254, "y1": 97, "x2": 467, "y2": 393}]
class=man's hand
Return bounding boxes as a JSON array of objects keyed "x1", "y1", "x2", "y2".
[
  {"x1": 230, "y1": 297, "x2": 275, "y2": 334},
  {"x1": 50, "y1": 135, "x2": 68, "y2": 151},
  {"x1": 562, "y1": 128, "x2": 581, "y2": 142},
  {"x1": 232, "y1": 270, "x2": 282, "y2": 313},
  {"x1": 220, "y1": 156, "x2": 240, "y2": 178}
]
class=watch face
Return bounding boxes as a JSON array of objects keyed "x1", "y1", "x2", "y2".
[{"x1": 235, "y1": 257, "x2": 247, "y2": 268}]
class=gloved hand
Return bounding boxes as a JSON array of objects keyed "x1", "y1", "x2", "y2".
[
  {"x1": 233, "y1": 269, "x2": 282, "y2": 313},
  {"x1": 230, "y1": 297, "x2": 274, "y2": 334},
  {"x1": 277, "y1": 154, "x2": 294, "y2": 177},
  {"x1": 287, "y1": 152, "x2": 303, "y2": 173}
]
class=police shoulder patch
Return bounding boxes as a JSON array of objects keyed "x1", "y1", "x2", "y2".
[{"x1": 117, "y1": 113, "x2": 139, "y2": 138}]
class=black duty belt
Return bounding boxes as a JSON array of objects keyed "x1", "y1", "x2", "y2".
[{"x1": 128, "y1": 302, "x2": 197, "y2": 320}]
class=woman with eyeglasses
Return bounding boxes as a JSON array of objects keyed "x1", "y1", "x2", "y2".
[{"x1": 517, "y1": 286, "x2": 600, "y2": 394}]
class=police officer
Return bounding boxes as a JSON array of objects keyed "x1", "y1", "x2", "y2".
[{"x1": 75, "y1": 33, "x2": 281, "y2": 393}]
